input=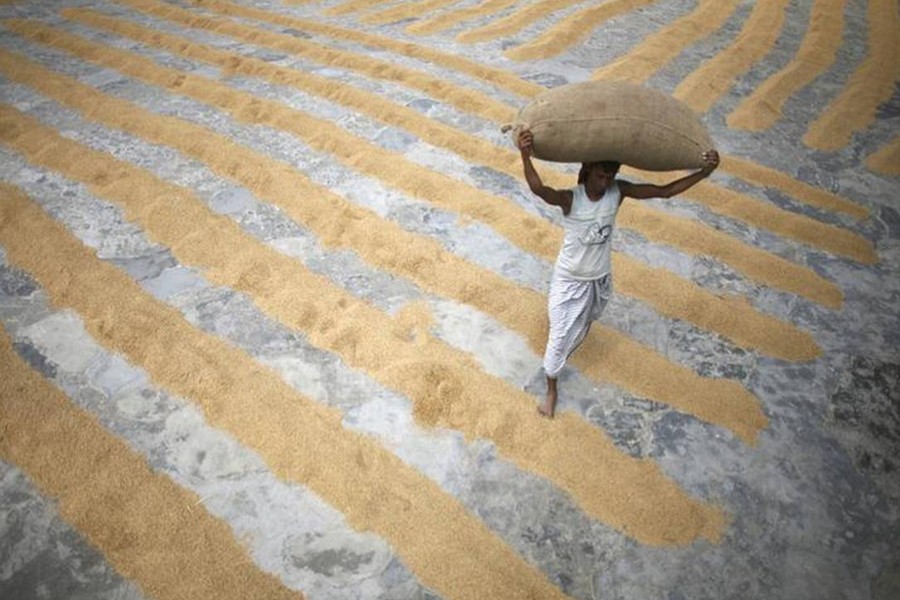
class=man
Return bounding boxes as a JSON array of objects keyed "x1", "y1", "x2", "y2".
[{"x1": 517, "y1": 128, "x2": 719, "y2": 417}]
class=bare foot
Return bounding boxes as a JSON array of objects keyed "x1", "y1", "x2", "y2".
[{"x1": 539, "y1": 377, "x2": 558, "y2": 418}]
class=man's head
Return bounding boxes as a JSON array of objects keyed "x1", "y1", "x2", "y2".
[{"x1": 578, "y1": 161, "x2": 621, "y2": 194}]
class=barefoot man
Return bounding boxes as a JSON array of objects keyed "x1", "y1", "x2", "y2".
[{"x1": 517, "y1": 129, "x2": 719, "y2": 417}]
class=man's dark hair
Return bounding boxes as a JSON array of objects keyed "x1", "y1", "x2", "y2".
[{"x1": 578, "y1": 161, "x2": 621, "y2": 184}]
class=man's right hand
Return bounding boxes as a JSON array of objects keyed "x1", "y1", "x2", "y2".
[{"x1": 517, "y1": 129, "x2": 534, "y2": 154}]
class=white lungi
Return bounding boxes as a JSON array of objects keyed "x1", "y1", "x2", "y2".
[{"x1": 542, "y1": 271, "x2": 612, "y2": 378}]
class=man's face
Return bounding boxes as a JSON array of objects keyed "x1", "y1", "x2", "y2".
[{"x1": 586, "y1": 163, "x2": 617, "y2": 193}]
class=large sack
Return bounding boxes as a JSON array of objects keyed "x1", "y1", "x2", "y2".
[{"x1": 503, "y1": 81, "x2": 713, "y2": 171}]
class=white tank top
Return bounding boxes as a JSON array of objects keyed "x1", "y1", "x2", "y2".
[{"x1": 555, "y1": 182, "x2": 621, "y2": 280}]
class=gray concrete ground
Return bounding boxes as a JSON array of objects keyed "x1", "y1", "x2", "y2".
[{"x1": 1, "y1": 1, "x2": 899, "y2": 599}]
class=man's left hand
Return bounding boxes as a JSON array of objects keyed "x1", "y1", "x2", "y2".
[{"x1": 701, "y1": 149, "x2": 719, "y2": 174}]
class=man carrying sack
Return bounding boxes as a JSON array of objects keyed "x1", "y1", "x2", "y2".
[{"x1": 517, "y1": 128, "x2": 719, "y2": 417}]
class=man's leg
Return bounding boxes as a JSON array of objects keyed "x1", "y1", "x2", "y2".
[
  {"x1": 540, "y1": 275, "x2": 608, "y2": 418},
  {"x1": 542, "y1": 274, "x2": 584, "y2": 418}
]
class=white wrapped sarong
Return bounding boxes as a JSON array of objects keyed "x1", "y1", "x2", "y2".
[{"x1": 543, "y1": 271, "x2": 612, "y2": 378}]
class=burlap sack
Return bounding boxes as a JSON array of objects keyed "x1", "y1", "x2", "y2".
[{"x1": 503, "y1": 81, "x2": 713, "y2": 171}]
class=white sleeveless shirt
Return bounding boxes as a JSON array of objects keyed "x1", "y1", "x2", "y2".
[{"x1": 555, "y1": 182, "x2": 622, "y2": 280}]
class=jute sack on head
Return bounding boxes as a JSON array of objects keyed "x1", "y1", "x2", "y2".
[{"x1": 503, "y1": 80, "x2": 713, "y2": 171}]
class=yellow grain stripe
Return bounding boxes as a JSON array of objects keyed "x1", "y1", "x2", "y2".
[
  {"x1": 188, "y1": 0, "x2": 544, "y2": 98},
  {"x1": 190, "y1": 0, "x2": 865, "y2": 231},
  {"x1": 159, "y1": 1, "x2": 514, "y2": 124},
  {"x1": 363, "y1": 0, "x2": 458, "y2": 26},
  {"x1": 804, "y1": 0, "x2": 900, "y2": 151},
  {"x1": 326, "y1": 0, "x2": 394, "y2": 16},
  {"x1": 618, "y1": 199, "x2": 843, "y2": 308},
  {"x1": 625, "y1": 167, "x2": 875, "y2": 265},
  {"x1": 504, "y1": 0, "x2": 656, "y2": 62},
  {"x1": 674, "y1": 0, "x2": 790, "y2": 112},
  {"x1": 0, "y1": 186, "x2": 568, "y2": 600},
  {"x1": 866, "y1": 133, "x2": 900, "y2": 175},
  {"x1": 67, "y1": 4, "x2": 823, "y2": 359},
  {"x1": 456, "y1": 0, "x2": 583, "y2": 44},
  {"x1": 719, "y1": 155, "x2": 868, "y2": 220},
  {"x1": 0, "y1": 106, "x2": 728, "y2": 547},
  {"x1": 592, "y1": 0, "x2": 741, "y2": 83},
  {"x1": 593, "y1": 0, "x2": 740, "y2": 83},
  {"x1": 406, "y1": 0, "x2": 518, "y2": 36},
  {"x1": 727, "y1": 0, "x2": 845, "y2": 131},
  {"x1": 0, "y1": 321, "x2": 301, "y2": 600}
]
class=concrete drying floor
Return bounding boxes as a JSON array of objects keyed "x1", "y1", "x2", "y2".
[{"x1": 1, "y1": 1, "x2": 898, "y2": 599}]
